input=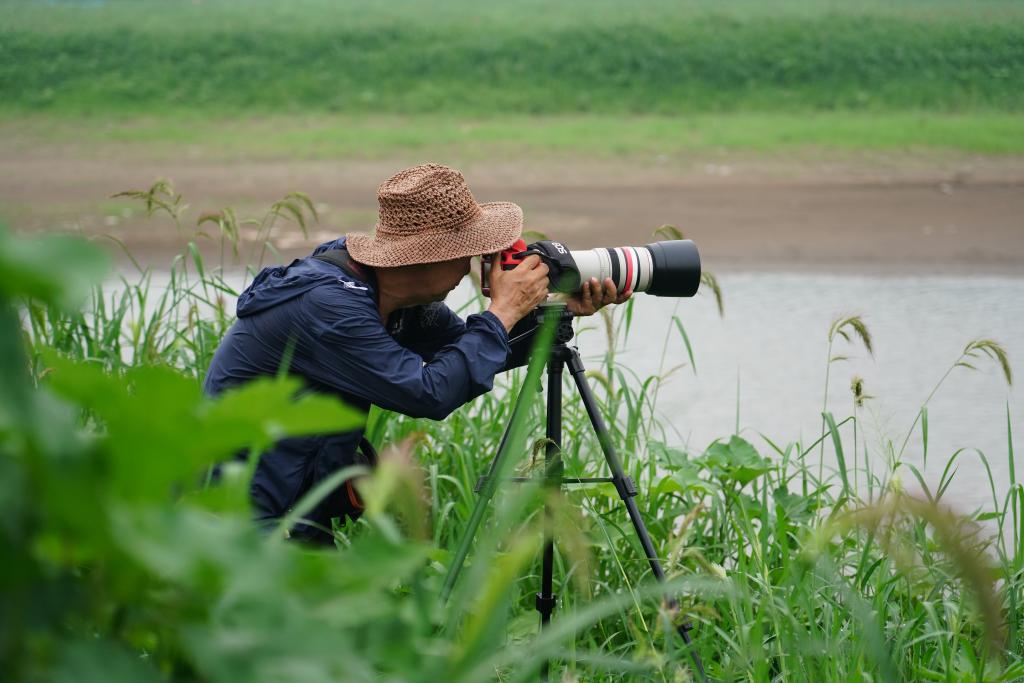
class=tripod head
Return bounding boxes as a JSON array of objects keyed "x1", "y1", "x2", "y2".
[{"x1": 529, "y1": 302, "x2": 576, "y2": 346}]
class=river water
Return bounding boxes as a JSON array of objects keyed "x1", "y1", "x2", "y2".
[
  {"x1": 131, "y1": 266, "x2": 1023, "y2": 521},
  {"x1": 565, "y1": 270, "x2": 1023, "y2": 520}
]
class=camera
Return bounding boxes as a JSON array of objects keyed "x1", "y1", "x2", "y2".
[{"x1": 481, "y1": 238, "x2": 701, "y2": 298}]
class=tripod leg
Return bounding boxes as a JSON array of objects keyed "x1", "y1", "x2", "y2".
[
  {"x1": 537, "y1": 356, "x2": 563, "y2": 681},
  {"x1": 564, "y1": 348, "x2": 707, "y2": 680}
]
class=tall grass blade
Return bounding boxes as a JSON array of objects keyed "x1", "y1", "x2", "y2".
[
  {"x1": 823, "y1": 411, "x2": 850, "y2": 498},
  {"x1": 671, "y1": 315, "x2": 697, "y2": 375},
  {"x1": 921, "y1": 405, "x2": 929, "y2": 469}
]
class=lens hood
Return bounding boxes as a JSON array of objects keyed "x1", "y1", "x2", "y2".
[{"x1": 644, "y1": 240, "x2": 701, "y2": 297}]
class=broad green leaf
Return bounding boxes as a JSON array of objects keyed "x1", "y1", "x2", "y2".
[
  {"x1": 654, "y1": 463, "x2": 713, "y2": 496},
  {"x1": 0, "y1": 226, "x2": 108, "y2": 310},
  {"x1": 0, "y1": 305, "x2": 32, "y2": 430},
  {"x1": 701, "y1": 435, "x2": 772, "y2": 486},
  {"x1": 52, "y1": 638, "x2": 163, "y2": 683},
  {"x1": 648, "y1": 439, "x2": 690, "y2": 470},
  {"x1": 772, "y1": 486, "x2": 817, "y2": 523},
  {"x1": 42, "y1": 352, "x2": 364, "y2": 501}
]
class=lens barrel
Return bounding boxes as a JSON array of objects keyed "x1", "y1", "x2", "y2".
[{"x1": 567, "y1": 239, "x2": 700, "y2": 298}]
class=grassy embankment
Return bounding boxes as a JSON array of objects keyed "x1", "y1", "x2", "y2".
[
  {"x1": 2, "y1": 0, "x2": 1023, "y2": 156},
  {"x1": 3, "y1": 185, "x2": 1021, "y2": 681}
]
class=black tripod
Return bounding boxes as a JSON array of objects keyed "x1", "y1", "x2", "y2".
[{"x1": 442, "y1": 305, "x2": 706, "y2": 681}]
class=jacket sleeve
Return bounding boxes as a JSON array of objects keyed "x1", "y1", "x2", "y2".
[
  {"x1": 405, "y1": 303, "x2": 538, "y2": 370},
  {"x1": 503, "y1": 316, "x2": 539, "y2": 369},
  {"x1": 298, "y1": 286, "x2": 511, "y2": 420}
]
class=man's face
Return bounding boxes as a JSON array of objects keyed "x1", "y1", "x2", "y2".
[{"x1": 419, "y1": 256, "x2": 472, "y2": 302}]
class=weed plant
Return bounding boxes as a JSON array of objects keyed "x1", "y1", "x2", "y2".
[{"x1": 4, "y1": 184, "x2": 1023, "y2": 681}]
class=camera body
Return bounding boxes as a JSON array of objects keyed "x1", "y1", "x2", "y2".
[{"x1": 481, "y1": 238, "x2": 701, "y2": 298}]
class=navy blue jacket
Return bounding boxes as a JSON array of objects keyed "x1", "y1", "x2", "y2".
[{"x1": 204, "y1": 238, "x2": 532, "y2": 542}]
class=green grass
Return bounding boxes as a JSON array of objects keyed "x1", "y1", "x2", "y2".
[
  {"x1": 4, "y1": 185, "x2": 1023, "y2": 681},
  {"x1": 4, "y1": 0, "x2": 1022, "y2": 157},
  {"x1": 6, "y1": 111, "x2": 1024, "y2": 159},
  {"x1": 2, "y1": 0, "x2": 1023, "y2": 116}
]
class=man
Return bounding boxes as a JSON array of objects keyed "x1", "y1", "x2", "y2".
[{"x1": 204, "y1": 163, "x2": 628, "y2": 543}]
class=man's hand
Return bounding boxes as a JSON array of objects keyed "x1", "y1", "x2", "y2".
[
  {"x1": 487, "y1": 254, "x2": 550, "y2": 332},
  {"x1": 565, "y1": 277, "x2": 631, "y2": 316}
]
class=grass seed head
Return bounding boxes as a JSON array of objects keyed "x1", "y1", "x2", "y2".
[
  {"x1": 829, "y1": 314, "x2": 873, "y2": 356},
  {"x1": 961, "y1": 338, "x2": 1013, "y2": 386}
]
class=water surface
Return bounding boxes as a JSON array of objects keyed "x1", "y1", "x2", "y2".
[{"x1": 571, "y1": 271, "x2": 1023, "y2": 518}]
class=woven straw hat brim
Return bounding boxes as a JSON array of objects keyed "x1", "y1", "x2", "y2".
[{"x1": 346, "y1": 201, "x2": 523, "y2": 267}]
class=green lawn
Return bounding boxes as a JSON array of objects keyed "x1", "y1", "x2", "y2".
[
  {"x1": 1, "y1": 0, "x2": 1022, "y2": 115},
  {"x1": 5, "y1": 112, "x2": 1023, "y2": 159}
]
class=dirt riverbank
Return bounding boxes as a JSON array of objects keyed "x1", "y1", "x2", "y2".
[{"x1": 2, "y1": 149, "x2": 1021, "y2": 275}]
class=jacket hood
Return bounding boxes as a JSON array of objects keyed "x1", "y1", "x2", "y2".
[{"x1": 236, "y1": 238, "x2": 375, "y2": 317}]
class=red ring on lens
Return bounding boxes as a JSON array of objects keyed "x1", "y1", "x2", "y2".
[{"x1": 623, "y1": 247, "x2": 634, "y2": 293}]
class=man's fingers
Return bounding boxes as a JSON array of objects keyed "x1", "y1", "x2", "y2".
[
  {"x1": 589, "y1": 279, "x2": 604, "y2": 307},
  {"x1": 487, "y1": 254, "x2": 503, "y2": 282},
  {"x1": 534, "y1": 284, "x2": 549, "y2": 305},
  {"x1": 603, "y1": 278, "x2": 617, "y2": 301},
  {"x1": 583, "y1": 279, "x2": 595, "y2": 307},
  {"x1": 530, "y1": 267, "x2": 550, "y2": 288}
]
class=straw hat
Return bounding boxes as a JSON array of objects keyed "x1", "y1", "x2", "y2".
[{"x1": 346, "y1": 163, "x2": 523, "y2": 267}]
